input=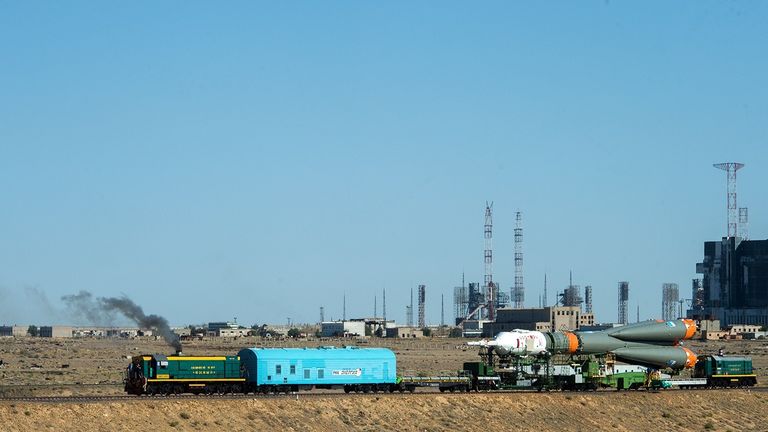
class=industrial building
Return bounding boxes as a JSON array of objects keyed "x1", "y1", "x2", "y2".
[
  {"x1": 39, "y1": 326, "x2": 73, "y2": 338},
  {"x1": 217, "y1": 328, "x2": 250, "y2": 337},
  {"x1": 482, "y1": 306, "x2": 595, "y2": 337},
  {"x1": 385, "y1": 327, "x2": 424, "y2": 338},
  {"x1": 207, "y1": 321, "x2": 239, "y2": 333},
  {"x1": 690, "y1": 237, "x2": 768, "y2": 327},
  {"x1": 0, "y1": 326, "x2": 27, "y2": 337},
  {"x1": 321, "y1": 320, "x2": 366, "y2": 338}
]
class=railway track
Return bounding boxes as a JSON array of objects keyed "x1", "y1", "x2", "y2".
[{"x1": 1, "y1": 386, "x2": 764, "y2": 404}]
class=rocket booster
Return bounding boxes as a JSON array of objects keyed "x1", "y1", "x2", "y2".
[{"x1": 469, "y1": 319, "x2": 698, "y2": 370}]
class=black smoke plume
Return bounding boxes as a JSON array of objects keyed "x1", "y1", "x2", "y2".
[
  {"x1": 62, "y1": 290, "x2": 181, "y2": 351},
  {"x1": 61, "y1": 291, "x2": 112, "y2": 325}
]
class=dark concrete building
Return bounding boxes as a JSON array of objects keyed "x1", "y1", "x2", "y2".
[{"x1": 690, "y1": 237, "x2": 768, "y2": 327}]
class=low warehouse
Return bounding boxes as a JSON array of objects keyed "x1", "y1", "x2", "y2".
[{"x1": 39, "y1": 326, "x2": 73, "y2": 338}]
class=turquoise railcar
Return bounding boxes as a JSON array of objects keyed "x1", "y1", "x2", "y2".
[{"x1": 238, "y1": 346, "x2": 397, "y2": 393}]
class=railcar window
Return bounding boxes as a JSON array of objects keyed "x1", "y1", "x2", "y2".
[
  {"x1": 276, "y1": 365, "x2": 282, "y2": 375},
  {"x1": 318, "y1": 369, "x2": 324, "y2": 379},
  {"x1": 304, "y1": 369, "x2": 310, "y2": 379},
  {"x1": 290, "y1": 365, "x2": 296, "y2": 374}
]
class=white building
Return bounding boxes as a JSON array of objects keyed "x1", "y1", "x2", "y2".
[{"x1": 321, "y1": 320, "x2": 366, "y2": 337}]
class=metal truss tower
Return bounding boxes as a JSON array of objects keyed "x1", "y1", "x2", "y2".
[
  {"x1": 484, "y1": 202, "x2": 495, "y2": 320},
  {"x1": 739, "y1": 207, "x2": 749, "y2": 240},
  {"x1": 407, "y1": 287, "x2": 414, "y2": 327},
  {"x1": 713, "y1": 163, "x2": 745, "y2": 238},
  {"x1": 513, "y1": 211, "x2": 524, "y2": 308},
  {"x1": 382, "y1": 288, "x2": 387, "y2": 322},
  {"x1": 417, "y1": 284, "x2": 426, "y2": 328},
  {"x1": 441, "y1": 293, "x2": 445, "y2": 327},
  {"x1": 618, "y1": 282, "x2": 629, "y2": 325},
  {"x1": 662, "y1": 283, "x2": 679, "y2": 321}
]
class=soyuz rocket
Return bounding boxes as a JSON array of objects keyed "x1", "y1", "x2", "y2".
[{"x1": 468, "y1": 319, "x2": 698, "y2": 370}]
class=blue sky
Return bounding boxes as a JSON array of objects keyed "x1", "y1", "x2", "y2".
[{"x1": 1, "y1": 2, "x2": 766, "y2": 326}]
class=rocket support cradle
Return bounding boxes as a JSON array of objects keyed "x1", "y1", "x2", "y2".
[{"x1": 470, "y1": 319, "x2": 698, "y2": 370}]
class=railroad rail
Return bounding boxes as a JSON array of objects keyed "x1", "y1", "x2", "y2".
[{"x1": 0, "y1": 386, "x2": 764, "y2": 404}]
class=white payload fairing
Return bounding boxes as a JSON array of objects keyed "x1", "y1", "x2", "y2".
[{"x1": 468, "y1": 329, "x2": 547, "y2": 356}]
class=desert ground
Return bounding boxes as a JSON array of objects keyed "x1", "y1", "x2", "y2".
[{"x1": 1, "y1": 336, "x2": 767, "y2": 431}]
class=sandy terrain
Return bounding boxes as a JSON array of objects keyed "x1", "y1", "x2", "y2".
[{"x1": 1, "y1": 391, "x2": 766, "y2": 432}]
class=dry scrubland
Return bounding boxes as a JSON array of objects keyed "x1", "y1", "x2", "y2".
[
  {"x1": 1, "y1": 391, "x2": 767, "y2": 431},
  {"x1": 1, "y1": 336, "x2": 768, "y2": 431}
]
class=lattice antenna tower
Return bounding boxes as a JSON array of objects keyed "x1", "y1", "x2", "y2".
[
  {"x1": 441, "y1": 293, "x2": 445, "y2": 327},
  {"x1": 320, "y1": 306, "x2": 325, "y2": 323},
  {"x1": 417, "y1": 284, "x2": 426, "y2": 328},
  {"x1": 484, "y1": 202, "x2": 495, "y2": 320},
  {"x1": 382, "y1": 288, "x2": 386, "y2": 322},
  {"x1": 543, "y1": 274, "x2": 548, "y2": 307},
  {"x1": 407, "y1": 287, "x2": 414, "y2": 327},
  {"x1": 662, "y1": 283, "x2": 679, "y2": 321},
  {"x1": 713, "y1": 163, "x2": 745, "y2": 238},
  {"x1": 513, "y1": 211, "x2": 524, "y2": 308},
  {"x1": 584, "y1": 286, "x2": 592, "y2": 314},
  {"x1": 618, "y1": 281, "x2": 629, "y2": 325},
  {"x1": 739, "y1": 207, "x2": 749, "y2": 240}
]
